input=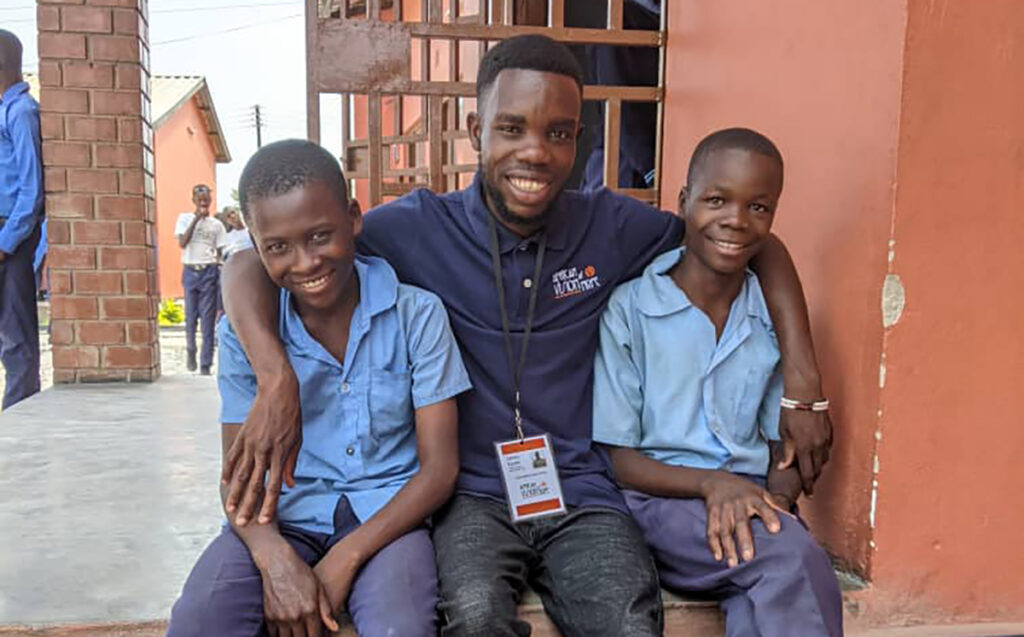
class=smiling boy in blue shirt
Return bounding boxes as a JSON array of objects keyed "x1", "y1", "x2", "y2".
[
  {"x1": 593, "y1": 129, "x2": 843, "y2": 637},
  {"x1": 168, "y1": 140, "x2": 471, "y2": 637}
]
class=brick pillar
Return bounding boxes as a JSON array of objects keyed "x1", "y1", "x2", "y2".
[{"x1": 37, "y1": 0, "x2": 161, "y2": 383}]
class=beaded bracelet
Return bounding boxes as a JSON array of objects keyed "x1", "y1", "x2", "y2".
[{"x1": 780, "y1": 397, "x2": 830, "y2": 412}]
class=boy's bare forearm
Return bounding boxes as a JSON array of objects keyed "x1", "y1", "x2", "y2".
[
  {"x1": 605, "y1": 445, "x2": 719, "y2": 499},
  {"x1": 749, "y1": 235, "x2": 822, "y2": 397},
  {"x1": 221, "y1": 248, "x2": 291, "y2": 382},
  {"x1": 219, "y1": 482, "x2": 289, "y2": 568}
]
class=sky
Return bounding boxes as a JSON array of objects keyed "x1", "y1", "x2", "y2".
[{"x1": 4, "y1": 0, "x2": 342, "y2": 206}]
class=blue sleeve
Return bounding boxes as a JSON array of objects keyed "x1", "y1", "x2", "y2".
[
  {"x1": 759, "y1": 366, "x2": 784, "y2": 441},
  {"x1": 216, "y1": 317, "x2": 258, "y2": 424},
  {"x1": 610, "y1": 192, "x2": 684, "y2": 283},
  {"x1": 402, "y1": 288, "x2": 472, "y2": 409},
  {"x1": 0, "y1": 100, "x2": 43, "y2": 255},
  {"x1": 592, "y1": 286, "x2": 644, "y2": 447}
]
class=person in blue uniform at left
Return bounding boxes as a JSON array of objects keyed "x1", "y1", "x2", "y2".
[{"x1": 0, "y1": 30, "x2": 43, "y2": 410}]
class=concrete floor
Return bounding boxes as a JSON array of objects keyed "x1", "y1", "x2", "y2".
[{"x1": 0, "y1": 376, "x2": 222, "y2": 627}]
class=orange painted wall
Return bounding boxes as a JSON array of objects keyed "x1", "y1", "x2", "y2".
[
  {"x1": 660, "y1": 0, "x2": 1024, "y2": 622},
  {"x1": 153, "y1": 98, "x2": 218, "y2": 300},
  {"x1": 870, "y1": 0, "x2": 1024, "y2": 620},
  {"x1": 660, "y1": 0, "x2": 908, "y2": 576}
]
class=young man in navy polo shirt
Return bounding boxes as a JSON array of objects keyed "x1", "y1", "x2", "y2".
[
  {"x1": 167, "y1": 141, "x2": 471, "y2": 637},
  {"x1": 219, "y1": 36, "x2": 832, "y2": 636}
]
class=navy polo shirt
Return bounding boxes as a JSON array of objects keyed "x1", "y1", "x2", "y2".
[{"x1": 358, "y1": 173, "x2": 683, "y2": 513}]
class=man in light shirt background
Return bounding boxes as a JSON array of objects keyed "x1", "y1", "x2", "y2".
[{"x1": 175, "y1": 184, "x2": 226, "y2": 375}]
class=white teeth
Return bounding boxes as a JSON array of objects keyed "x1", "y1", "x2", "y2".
[
  {"x1": 712, "y1": 239, "x2": 745, "y2": 250},
  {"x1": 300, "y1": 274, "x2": 330, "y2": 289},
  {"x1": 509, "y1": 177, "x2": 546, "y2": 193}
]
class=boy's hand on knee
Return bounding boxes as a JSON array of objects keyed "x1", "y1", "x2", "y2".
[
  {"x1": 260, "y1": 545, "x2": 339, "y2": 637},
  {"x1": 222, "y1": 371, "x2": 302, "y2": 526},
  {"x1": 700, "y1": 471, "x2": 783, "y2": 567},
  {"x1": 313, "y1": 543, "x2": 362, "y2": 618}
]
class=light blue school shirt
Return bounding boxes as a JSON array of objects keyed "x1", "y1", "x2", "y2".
[
  {"x1": 218, "y1": 255, "x2": 472, "y2": 534},
  {"x1": 592, "y1": 247, "x2": 783, "y2": 477}
]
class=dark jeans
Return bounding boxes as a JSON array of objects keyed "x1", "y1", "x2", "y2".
[
  {"x1": 0, "y1": 221, "x2": 40, "y2": 409},
  {"x1": 433, "y1": 494, "x2": 663, "y2": 637},
  {"x1": 181, "y1": 264, "x2": 219, "y2": 369}
]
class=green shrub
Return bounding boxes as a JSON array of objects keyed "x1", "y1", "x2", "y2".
[{"x1": 158, "y1": 298, "x2": 185, "y2": 326}]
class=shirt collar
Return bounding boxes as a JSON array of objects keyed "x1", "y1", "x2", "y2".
[
  {"x1": 279, "y1": 255, "x2": 399, "y2": 363},
  {"x1": 636, "y1": 247, "x2": 771, "y2": 326},
  {"x1": 462, "y1": 172, "x2": 570, "y2": 254},
  {"x1": 0, "y1": 81, "x2": 29, "y2": 105}
]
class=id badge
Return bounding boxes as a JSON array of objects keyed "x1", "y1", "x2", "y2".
[{"x1": 494, "y1": 434, "x2": 567, "y2": 522}]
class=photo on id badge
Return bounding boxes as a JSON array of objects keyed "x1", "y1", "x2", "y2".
[{"x1": 495, "y1": 434, "x2": 567, "y2": 523}]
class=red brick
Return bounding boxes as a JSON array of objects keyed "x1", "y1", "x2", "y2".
[
  {"x1": 101, "y1": 296, "x2": 150, "y2": 319},
  {"x1": 86, "y1": 0, "x2": 141, "y2": 7},
  {"x1": 94, "y1": 143, "x2": 141, "y2": 168},
  {"x1": 123, "y1": 270, "x2": 150, "y2": 294},
  {"x1": 50, "y1": 320, "x2": 75, "y2": 346},
  {"x1": 39, "y1": 88, "x2": 89, "y2": 114},
  {"x1": 113, "y1": 63, "x2": 142, "y2": 90},
  {"x1": 73, "y1": 220, "x2": 121, "y2": 244},
  {"x1": 51, "y1": 296, "x2": 99, "y2": 320},
  {"x1": 38, "y1": 5, "x2": 62, "y2": 31},
  {"x1": 79, "y1": 321, "x2": 125, "y2": 345},
  {"x1": 50, "y1": 271, "x2": 73, "y2": 294},
  {"x1": 44, "y1": 167, "x2": 67, "y2": 193},
  {"x1": 99, "y1": 245, "x2": 147, "y2": 269},
  {"x1": 44, "y1": 0, "x2": 89, "y2": 5},
  {"x1": 118, "y1": 168, "x2": 143, "y2": 194},
  {"x1": 74, "y1": 270, "x2": 122, "y2": 294},
  {"x1": 78, "y1": 369, "x2": 130, "y2": 382},
  {"x1": 96, "y1": 194, "x2": 144, "y2": 219},
  {"x1": 53, "y1": 369, "x2": 77, "y2": 384},
  {"x1": 38, "y1": 61, "x2": 62, "y2": 86},
  {"x1": 40, "y1": 114, "x2": 64, "y2": 140},
  {"x1": 62, "y1": 62, "x2": 114, "y2": 89},
  {"x1": 117, "y1": 118, "x2": 142, "y2": 142},
  {"x1": 120, "y1": 221, "x2": 147, "y2": 245},
  {"x1": 112, "y1": 9, "x2": 139, "y2": 35},
  {"x1": 48, "y1": 219, "x2": 72, "y2": 244},
  {"x1": 62, "y1": 5, "x2": 112, "y2": 32},
  {"x1": 89, "y1": 35, "x2": 138, "y2": 61},
  {"x1": 66, "y1": 116, "x2": 117, "y2": 142},
  {"x1": 105, "y1": 346, "x2": 154, "y2": 368},
  {"x1": 68, "y1": 168, "x2": 118, "y2": 193},
  {"x1": 38, "y1": 32, "x2": 87, "y2": 59},
  {"x1": 92, "y1": 90, "x2": 141, "y2": 116},
  {"x1": 48, "y1": 245, "x2": 96, "y2": 270},
  {"x1": 53, "y1": 345, "x2": 101, "y2": 369},
  {"x1": 126, "y1": 321, "x2": 154, "y2": 344},
  {"x1": 43, "y1": 141, "x2": 90, "y2": 167},
  {"x1": 45, "y1": 192, "x2": 94, "y2": 218}
]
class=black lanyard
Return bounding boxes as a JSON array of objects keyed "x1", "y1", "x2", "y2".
[{"x1": 488, "y1": 213, "x2": 547, "y2": 441}]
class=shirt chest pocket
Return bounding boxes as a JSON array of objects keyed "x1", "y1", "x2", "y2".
[{"x1": 367, "y1": 369, "x2": 414, "y2": 440}]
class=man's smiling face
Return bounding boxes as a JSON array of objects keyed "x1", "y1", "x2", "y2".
[{"x1": 468, "y1": 68, "x2": 582, "y2": 234}]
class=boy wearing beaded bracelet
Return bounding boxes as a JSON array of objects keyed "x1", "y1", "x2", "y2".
[{"x1": 592, "y1": 128, "x2": 843, "y2": 637}]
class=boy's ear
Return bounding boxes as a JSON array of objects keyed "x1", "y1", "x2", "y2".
[
  {"x1": 349, "y1": 198, "x2": 363, "y2": 237},
  {"x1": 467, "y1": 111, "x2": 482, "y2": 152},
  {"x1": 677, "y1": 186, "x2": 689, "y2": 216}
]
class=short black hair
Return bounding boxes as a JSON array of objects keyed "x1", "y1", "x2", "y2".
[
  {"x1": 476, "y1": 35, "x2": 584, "y2": 100},
  {"x1": 238, "y1": 139, "x2": 348, "y2": 226},
  {"x1": 686, "y1": 127, "x2": 784, "y2": 187},
  {"x1": 0, "y1": 30, "x2": 23, "y2": 74}
]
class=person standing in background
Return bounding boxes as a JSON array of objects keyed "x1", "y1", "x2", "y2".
[
  {"x1": 0, "y1": 30, "x2": 43, "y2": 409},
  {"x1": 175, "y1": 184, "x2": 226, "y2": 375}
]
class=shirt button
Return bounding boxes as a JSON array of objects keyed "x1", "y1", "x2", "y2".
[
  {"x1": 341, "y1": 382, "x2": 350, "y2": 394},
  {"x1": 522, "y1": 278, "x2": 533, "y2": 289},
  {"x1": 346, "y1": 446, "x2": 355, "y2": 456}
]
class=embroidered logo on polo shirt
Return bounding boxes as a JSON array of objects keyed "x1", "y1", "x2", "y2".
[{"x1": 552, "y1": 265, "x2": 601, "y2": 299}]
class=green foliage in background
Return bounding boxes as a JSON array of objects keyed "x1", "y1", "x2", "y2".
[{"x1": 158, "y1": 298, "x2": 185, "y2": 326}]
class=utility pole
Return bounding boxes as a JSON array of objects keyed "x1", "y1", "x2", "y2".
[{"x1": 254, "y1": 104, "x2": 263, "y2": 148}]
